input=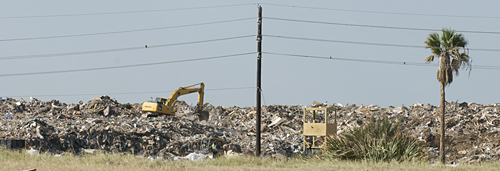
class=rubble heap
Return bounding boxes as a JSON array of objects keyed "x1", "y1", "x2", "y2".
[
  {"x1": 333, "y1": 102, "x2": 500, "y2": 164},
  {"x1": 1, "y1": 96, "x2": 500, "y2": 163}
]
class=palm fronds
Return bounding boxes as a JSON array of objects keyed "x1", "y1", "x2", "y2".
[{"x1": 425, "y1": 28, "x2": 470, "y2": 85}]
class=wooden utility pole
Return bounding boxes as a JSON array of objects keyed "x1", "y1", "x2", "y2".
[{"x1": 256, "y1": 5, "x2": 262, "y2": 157}]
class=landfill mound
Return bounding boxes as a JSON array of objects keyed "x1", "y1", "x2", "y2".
[{"x1": 1, "y1": 96, "x2": 499, "y2": 163}]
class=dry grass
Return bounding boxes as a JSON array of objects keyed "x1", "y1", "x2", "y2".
[{"x1": 0, "y1": 149, "x2": 498, "y2": 171}]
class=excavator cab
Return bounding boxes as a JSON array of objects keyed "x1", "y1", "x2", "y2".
[
  {"x1": 156, "y1": 98, "x2": 168, "y2": 106},
  {"x1": 151, "y1": 97, "x2": 165, "y2": 104}
]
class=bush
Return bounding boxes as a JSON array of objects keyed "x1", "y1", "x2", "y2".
[{"x1": 324, "y1": 117, "x2": 426, "y2": 162}]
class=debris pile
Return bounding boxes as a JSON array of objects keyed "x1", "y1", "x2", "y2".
[
  {"x1": 333, "y1": 102, "x2": 500, "y2": 164},
  {"x1": 1, "y1": 96, "x2": 500, "y2": 163}
]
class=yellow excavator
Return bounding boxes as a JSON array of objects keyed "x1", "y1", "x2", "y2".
[{"x1": 141, "y1": 82, "x2": 209, "y2": 121}]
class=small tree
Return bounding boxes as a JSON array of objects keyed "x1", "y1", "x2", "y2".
[
  {"x1": 425, "y1": 28, "x2": 471, "y2": 164},
  {"x1": 324, "y1": 117, "x2": 426, "y2": 162}
]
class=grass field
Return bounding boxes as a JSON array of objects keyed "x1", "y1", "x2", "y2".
[{"x1": 1, "y1": 150, "x2": 498, "y2": 171}]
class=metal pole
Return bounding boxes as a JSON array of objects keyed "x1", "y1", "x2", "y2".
[{"x1": 256, "y1": 5, "x2": 262, "y2": 157}]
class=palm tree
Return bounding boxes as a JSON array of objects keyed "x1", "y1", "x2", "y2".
[{"x1": 425, "y1": 28, "x2": 471, "y2": 164}]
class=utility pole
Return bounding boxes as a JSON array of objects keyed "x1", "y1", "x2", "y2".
[{"x1": 256, "y1": 5, "x2": 262, "y2": 157}]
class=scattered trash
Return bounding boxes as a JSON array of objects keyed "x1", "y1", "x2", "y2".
[
  {"x1": 83, "y1": 149, "x2": 98, "y2": 154},
  {"x1": 21, "y1": 169, "x2": 36, "y2": 171},
  {"x1": 184, "y1": 152, "x2": 206, "y2": 161},
  {"x1": 26, "y1": 148, "x2": 39, "y2": 155}
]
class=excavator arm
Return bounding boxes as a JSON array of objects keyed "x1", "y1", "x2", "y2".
[
  {"x1": 142, "y1": 82, "x2": 209, "y2": 120},
  {"x1": 165, "y1": 83, "x2": 204, "y2": 113}
]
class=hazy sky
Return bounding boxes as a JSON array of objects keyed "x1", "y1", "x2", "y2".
[{"x1": 1, "y1": 1, "x2": 499, "y2": 107}]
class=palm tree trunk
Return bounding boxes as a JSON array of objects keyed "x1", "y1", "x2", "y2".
[{"x1": 440, "y1": 82, "x2": 446, "y2": 164}]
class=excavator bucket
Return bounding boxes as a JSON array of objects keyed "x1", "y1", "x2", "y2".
[{"x1": 198, "y1": 111, "x2": 210, "y2": 121}]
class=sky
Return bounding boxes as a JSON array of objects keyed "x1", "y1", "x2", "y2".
[{"x1": 1, "y1": 1, "x2": 499, "y2": 107}]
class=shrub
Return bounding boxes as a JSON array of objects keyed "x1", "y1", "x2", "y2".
[{"x1": 324, "y1": 117, "x2": 426, "y2": 162}]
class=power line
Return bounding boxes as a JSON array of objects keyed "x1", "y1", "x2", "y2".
[
  {"x1": 263, "y1": 52, "x2": 431, "y2": 66},
  {"x1": 260, "y1": 3, "x2": 500, "y2": 19},
  {"x1": 0, "y1": 35, "x2": 255, "y2": 60},
  {"x1": 0, "y1": 17, "x2": 254, "y2": 41},
  {"x1": 0, "y1": 3, "x2": 256, "y2": 19},
  {"x1": 0, "y1": 52, "x2": 255, "y2": 77},
  {"x1": 4, "y1": 34, "x2": 496, "y2": 62},
  {"x1": 266, "y1": 34, "x2": 422, "y2": 47},
  {"x1": 258, "y1": 88, "x2": 267, "y2": 106},
  {"x1": 264, "y1": 35, "x2": 500, "y2": 52},
  {"x1": 262, "y1": 52, "x2": 500, "y2": 70},
  {"x1": 206, "y1": 87, "x2": 256, "y2": 91},
  {"x1": 4, "y1": 87, "x2": 256, "y2": 98},
  {"x1": 264, "y1": 17, "x2": 500, "y2": 35}
]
